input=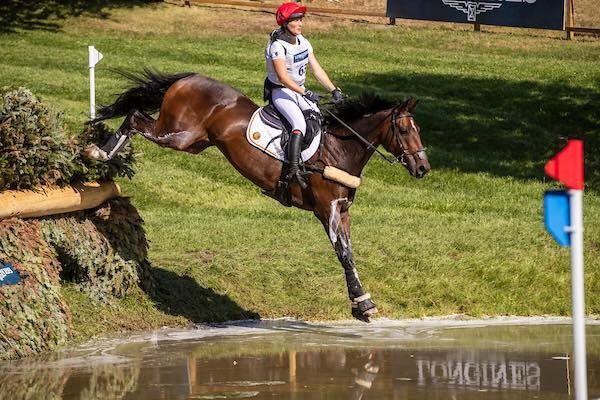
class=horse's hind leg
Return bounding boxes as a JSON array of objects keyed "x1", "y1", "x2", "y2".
[
  {"x1": 320, "y1": 197, "x2": 378, "y2": 322},
  {"x1": 85, "y1": 110, "x2": 153, "y2": 161},
  {"x1": 137, "y1": 119, "x2": 210, "y2": 154},
  {"x1": 85, "y1": 109, "x2": 209, "y2": 160}
]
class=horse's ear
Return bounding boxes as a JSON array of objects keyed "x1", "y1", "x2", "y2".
[
  {"x1": 399, "y1": 97, "x2": 411, "y2": 111},
  {"x1": 408, "y1": 98, "x2": 419, "y2": 113},
  {"x1": 399, "y1": 97, "x2": 419, "y2": 112}
]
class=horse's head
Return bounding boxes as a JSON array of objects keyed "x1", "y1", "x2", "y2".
[{"x1": 383, "y1": 98, "x2": 430, "y2": 178}]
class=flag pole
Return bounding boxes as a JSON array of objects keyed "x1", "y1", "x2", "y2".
[
  {"x1": 544, "y1": 139, "x2": 587, "y2": 400},
  {"x1": 568, "y1": 188, "x2": 587, "y2": 400},
  {"x1": 88, "y1": 46, "x2": 103, "y2": 120}
]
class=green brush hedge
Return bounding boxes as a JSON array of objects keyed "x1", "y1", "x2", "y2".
[
  {"x1": 0, "y1": 87, "x2": 151, "y2": 360},
  {"x1": 0, "y1": 86, "x2": 135, "y2": 190}
]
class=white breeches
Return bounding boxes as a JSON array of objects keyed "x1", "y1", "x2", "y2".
[{"x1": 272, "y1": 87, "x2": 319, "y2": 136}]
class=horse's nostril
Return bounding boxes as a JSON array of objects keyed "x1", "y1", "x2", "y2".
[{"x1": 416, "y1": 164, "x2": 429, "y2": 178}]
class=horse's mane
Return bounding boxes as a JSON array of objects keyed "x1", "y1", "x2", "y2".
[{"x1": 323, "y1": 91, "x2": 395, "y2": 127}]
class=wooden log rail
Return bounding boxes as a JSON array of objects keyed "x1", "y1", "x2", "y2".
[
  {"x1": 566, "y1": 26, "x2": 600, "y2": 35},
  {"x1": 165, "y1": 0, "x2": 600, "y2": 36},
  {"x1": 165, "y1": 0, "x2": 387, "y2": 18},
  {"x1": 0, "y1": 181, "x2": 121, "y2": 220}
]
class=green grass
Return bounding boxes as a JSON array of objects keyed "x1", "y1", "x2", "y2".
[{"x1": 1, "y1": 3, "x2": 599, "y2": 341}]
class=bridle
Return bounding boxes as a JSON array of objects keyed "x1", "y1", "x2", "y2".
[
  {"x1": 390, "y1": 107, "x2": 428, "y2": 166},
  {"x1": 322, "y1": 106, "x2": 427, "y2": 167}
]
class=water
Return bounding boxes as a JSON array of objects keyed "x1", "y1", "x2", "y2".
[{"x1": 1, "y1": 318, "x2": 599, "y2": 399}]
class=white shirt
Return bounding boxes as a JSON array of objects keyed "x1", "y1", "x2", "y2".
[{"x1": 265, "y1": 34, "x2": 313, "y2": 87}]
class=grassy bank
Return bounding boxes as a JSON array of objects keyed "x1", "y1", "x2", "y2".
[{"x1": 0, "y1": 3, "x2": 599, "y2": 343}]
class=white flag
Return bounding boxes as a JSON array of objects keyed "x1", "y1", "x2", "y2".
[{"x1": 88, "y1": 46, "x2": 103, "y2": 68}]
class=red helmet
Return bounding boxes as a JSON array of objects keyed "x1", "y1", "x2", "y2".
[{"x1": 276, "y1": 2, "x2": 307, "y2": 26}]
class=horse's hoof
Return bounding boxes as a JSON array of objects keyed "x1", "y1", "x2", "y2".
[
  {"x1": 351, "y1": 294, "x2": 378, "y2": 323},
  {"x1": 351, "y1": 306, "x2": 378, "y2": 323},
  {"x1": 83, "y1": 144, "x2": 109, "y2": 161},
  {"x1": 352, "y1": 308, "x2": 371, "y2": 323}
]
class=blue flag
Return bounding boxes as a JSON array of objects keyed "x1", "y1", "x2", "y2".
[{"x1": 544, "y1": 190, "x2": 571, "y2": 247}]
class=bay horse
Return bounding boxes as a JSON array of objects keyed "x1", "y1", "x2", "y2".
[{"x1": 85, "y1": 70, "x2": 430, "y2": 322}]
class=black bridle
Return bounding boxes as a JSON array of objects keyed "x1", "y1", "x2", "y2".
[
  {"x1": 390, "y1": 108, "x2": 428, "y2": 166},
  {"x1": 323, "y1": 106, "x2": 427, "y2": 166}
]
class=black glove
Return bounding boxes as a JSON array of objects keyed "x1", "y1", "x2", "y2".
[
  {"x1": 303, "y1": 89, "x2": 320, "y2": 104},
  {"x1": 331, "y1": 87, "x2": 344, "y2": 104}
]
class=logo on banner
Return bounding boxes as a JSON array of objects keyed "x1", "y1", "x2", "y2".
[
  {"x1": 0, "y1": 260, "x2": 21, "y2": 286},
  {"x1": 442, "y1": 0, "x2": 501, "y2": 22},
  {"x1": 442, "y1": 0, "x2": 537, "y2": 22}
]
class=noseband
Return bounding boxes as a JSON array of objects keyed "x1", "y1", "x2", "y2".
[{"x1": 390, "y1": 108, "x2": 428, "y2": 166}]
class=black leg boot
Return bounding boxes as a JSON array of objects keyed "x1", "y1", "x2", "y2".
[
  {"x1": 84, "y1": 130, "x2": 131, "y2": 161},
  {"x1": 286, "y1": 130, "x2": 308, "y2": 189},
  {"x1": 101, "y1": 130, "x2": 132, "y2": 160}
]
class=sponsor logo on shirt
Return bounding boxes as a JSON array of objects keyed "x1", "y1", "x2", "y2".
[{"x1": 293, "y1": 50, "x2": 309, "y2": 64}]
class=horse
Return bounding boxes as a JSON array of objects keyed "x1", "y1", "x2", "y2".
[{"x1": 85, "y1": 70, "x2": 430, "y2": 322}]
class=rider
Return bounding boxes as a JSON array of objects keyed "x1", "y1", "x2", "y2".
[{"x1": 265, "y1": 2, "x2": 344, "y2": 188}]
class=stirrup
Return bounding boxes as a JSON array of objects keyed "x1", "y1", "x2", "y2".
[
  {"x1": 292, "y1": 170, "x2": 308, "y2": 189},
  {"x1": 286, "y1": 166, "x2": 312, "y2": 190},
  {"x1": 262, "y1": 180, "x2": 292, "y2": 207}
]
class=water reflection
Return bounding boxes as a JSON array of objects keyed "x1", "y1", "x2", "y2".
[
  {"x1": 179, "y1": 349, "x2": 382, "y2": 399},
  {"x1": 415, "y1": 356, "x2": 543, "y2": 390},
  {"x1": 351, "y1": 352, "x2": 380, "y2": 400},
  {"x1": 0, "y1": 322, "x2": 598, "y2": 399},
  {"x1": 0, "y1": 359, "x2": 139, "y2": 400}
]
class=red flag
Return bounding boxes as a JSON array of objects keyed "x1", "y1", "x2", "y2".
[{"x1": 544, "y1": 139, "x2": 584, "y2": 190}]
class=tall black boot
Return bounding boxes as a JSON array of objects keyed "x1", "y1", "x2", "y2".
[{"x1": 286, "y1": 130, "x2": 307, "y2": 189}]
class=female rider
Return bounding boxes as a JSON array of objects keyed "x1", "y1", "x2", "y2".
[{"x1": 265, "y1": 2, "x2": 344, "y2": 188}]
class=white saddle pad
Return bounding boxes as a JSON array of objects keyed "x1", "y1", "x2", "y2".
[{"x1": 246, "y1": 108, "x2": 321, "y2": 163}]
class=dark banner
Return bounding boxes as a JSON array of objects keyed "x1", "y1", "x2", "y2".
[{"x1": 387, "y1": 0, "x2": 565, "y2": 30}]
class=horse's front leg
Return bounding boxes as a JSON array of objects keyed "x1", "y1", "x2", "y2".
[{"x1": 325, "y1": 197, "x2": 378, "y2": 322}]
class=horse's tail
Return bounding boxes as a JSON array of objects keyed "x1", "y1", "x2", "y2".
[{"x1": 90, "y1": 68, "x2": 195, "y2": 123}]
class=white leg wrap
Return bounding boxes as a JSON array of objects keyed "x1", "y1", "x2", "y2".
[
  {"x1": 328, "y1": 198, "x2": 347, "y2": 246},
  {"x1": 83, "y1": 144, "x2": 109, "y2": 161},
  {"x1": 107, "y1": 134, "x2": 128, "y2": 159},
  {"x1": 353, "y1": 293, "x2": 371, "y2": 303}
]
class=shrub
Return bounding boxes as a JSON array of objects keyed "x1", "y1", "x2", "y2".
[
  {"x1": 0, "y1": 198, "x2": 153, "y2": 360},
  {"x1": 0, "y1": 87, "x2": 135, "y2": 191}
]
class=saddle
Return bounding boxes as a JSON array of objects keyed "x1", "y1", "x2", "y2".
[
  {"x1": 259, "y1": 103, "x2": 323, "y2": 154},
  {"x1": 246, "y1": 106, "x2": 323, "y2": 164},
  {"x1": 245, "y1": 104, "x2": 323, "y2": 207},
  {"x1": 247, "y1": 104, "x2": 361, "y2": 207},
  {"x1": 261, "y1": 77, "x2": 323, "y2": 154}
]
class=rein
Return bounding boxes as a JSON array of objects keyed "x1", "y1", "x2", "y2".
[
  {"x1": 322, "y1": 108, "x2": 401, "y2": 165},
  {"x1": 323, "y1": 106, "x2": 426, "y2": 166}
]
